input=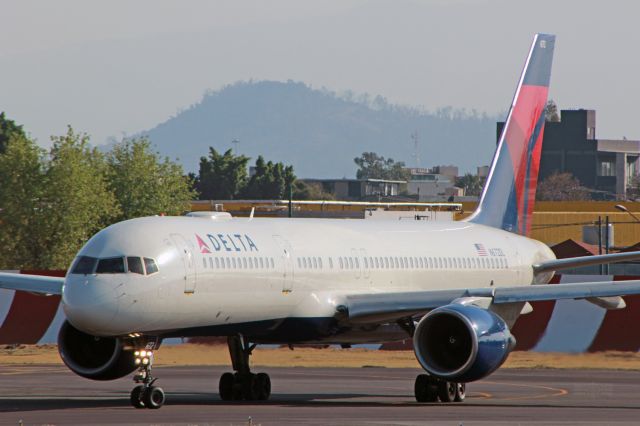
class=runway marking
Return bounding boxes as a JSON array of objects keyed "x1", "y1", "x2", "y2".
[
  {"x1": 482, "y1": 380, "x2": 568, "y2": 401},
  {"x1": 0, "y1": 366, "x2": 65, "y2": 376}
]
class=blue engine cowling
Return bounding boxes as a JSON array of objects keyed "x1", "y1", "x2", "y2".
[{"x1": 413, "y1": 303, "x2": 515, "y2": 383}]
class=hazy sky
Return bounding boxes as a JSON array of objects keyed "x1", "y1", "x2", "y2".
[{"x1": 2, "y1": 0, "x2": 639, "y2": 155}]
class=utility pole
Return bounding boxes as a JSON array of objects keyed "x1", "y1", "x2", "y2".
[{"x1": 411, "y1": 131, "x2": 420, "y2": 167}]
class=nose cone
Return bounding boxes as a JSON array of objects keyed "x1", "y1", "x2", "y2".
[{"x1": 62, "y1": 275, "x2": 123, "y2": 335}]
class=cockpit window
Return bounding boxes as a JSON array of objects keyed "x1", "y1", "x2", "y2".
[
  {"x1": 71, "y1": 256, "x2": 98, "y2": 274},
  {"x1": 96, "y1": 257, "x2": 125, "y2": 274},
  {"x1": 127, "y1": 257, "x2": 144, "y2": 274},
  {"x1": 144, "y1": 257, "x2": 158, "y2": 275}
]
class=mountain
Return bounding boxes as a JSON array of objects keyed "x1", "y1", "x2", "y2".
[{"x1": 142, "y1": 81, "x2": 500, "y2": 178}]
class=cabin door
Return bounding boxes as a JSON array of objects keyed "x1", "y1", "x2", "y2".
[
  {"x1": 170, "y1": 233, "x2": 197, "y2": 294},
  {"x1": 272, "y1": 235, "x2": 294, "y2": 293}
]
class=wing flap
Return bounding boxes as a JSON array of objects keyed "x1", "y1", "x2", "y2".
[
  {"x1": 345, "y1": 280, "x2": 640, "y2": 324},
  {"x1": 0, "y1": 272, "x2": 64, "y2": 296}
]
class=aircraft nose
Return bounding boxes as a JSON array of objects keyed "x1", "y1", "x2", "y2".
[{"x1": 62, "y1": 275, "x2": 123, "y2": 335}]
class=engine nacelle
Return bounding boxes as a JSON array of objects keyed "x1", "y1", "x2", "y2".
[
  {"x1": 57, "y1": 320, "x2": 137, "y2": 381},
  {"x1": 413, "y1": 304, "x2": 515, "y2": 383}
]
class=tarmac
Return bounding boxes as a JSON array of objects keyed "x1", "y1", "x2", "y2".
[{"x1": 0, "y1": 365, "x2": 639, "y2": 425}]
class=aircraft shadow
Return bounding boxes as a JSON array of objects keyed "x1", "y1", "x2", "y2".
[{"x1": 2, "y1": 391, "x2": 640, "y2": 413}]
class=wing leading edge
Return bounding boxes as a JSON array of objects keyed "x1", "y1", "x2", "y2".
[
  {"x1": 343, "y1": 280, "x2": 640, "y2": 324},
  {"x1": 0, "y1": 272, "x2": 64, "y2": 296}
]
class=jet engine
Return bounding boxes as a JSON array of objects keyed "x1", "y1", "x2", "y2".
[
  {"x1": 413, "y1": 303, "x2": 515, "y2": 383},
  {"x1": 57, "y1": 320, "x2": 137, "y2": 380}
]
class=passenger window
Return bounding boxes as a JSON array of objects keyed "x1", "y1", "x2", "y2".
[
  {"x1": 329, "y1": 257, "x2": 333, "y2": 268},
  {"x1": 143, "y1": 258, "x2": 158, "y2": 274},
  {"x1": 127, "y1": 257, "x2": 144, "y2": 274},
  {"x1": 203, "y1": 258, "x2": 207, "y2": 268},
  {"x1": 313, "y1": 257, "x2": 318, "y2": 269},
  {"x1": 374, "y1": 257, "x2": 380, "y2": 269},
  {"x1": 260, "y1": 258, "x2": 264, "y2": 268},
  {"x1": 339, "y1": 257, "x2": 344, "y2": 269},
  {"x1": 270, "y1": 258, "x2": 275, "y2": 268},
  {"x1": 297, "y1": 258, "x2": 301, "y2": 268},
  {"x1": 318, "y1": 258, "x2": 323, "y2": 269},
  {"x1": 419, "y1": 257, "x2": 424, "y2": 268},
  {"x1": 96, "y1": 257, "x2": 125, "y2": 274},
  {"x1": 232, "y1": 258, "x2": 237, "y2": 269},
  {"x1": 364, "y1": 257, "x2": 369, "y2": 268},
  {"x1": 354, "y1": 258, "x2": 359, "y2": 268},
  {"x1": 72, "y1": 256, "x2": 98, "y2": 274},
  {"x1": 348, "y1": 257, "x2": 354, "y2": 269},
  {"x1": 242, "y1": 258, "x2": 247, "y2": 269}
]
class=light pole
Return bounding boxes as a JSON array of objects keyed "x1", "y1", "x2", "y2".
[{"x1": 614, "y1": 204, "x2": 640, "y2": 223}]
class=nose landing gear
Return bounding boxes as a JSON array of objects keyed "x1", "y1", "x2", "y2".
[
  {"x1": 129, "y1": 349, "x2": 165, "y2": 409},
  {"x1": 218, "y1": 335, "x2": 272, "y2": 401}
]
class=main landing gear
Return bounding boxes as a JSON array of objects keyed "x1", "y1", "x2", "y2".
[
  {"x1": 218, "y1": 335, "x2": 271, "y2": 401},
  {"x1": 130, "y1": 349, "x2": 165, "y2": 409},
  {"x1": 414, "y1": 374, "x2": 465, "y2": 403}
]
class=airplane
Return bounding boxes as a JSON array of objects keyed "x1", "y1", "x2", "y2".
[{"x1": 3, "y1": 33, "x2": 640, "y2": 409}]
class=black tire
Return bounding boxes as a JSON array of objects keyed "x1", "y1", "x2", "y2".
[
  {"x1": 256, "y1": 373, "x2": 271, "y2": 401},
  {"x1": 143, "y1": 386, "x2": 165, "y2": 409},
  {"x1": 130, "y1": 385, "x2": 145, "y2": 409},
  {"x1": 219, "y1": 372, "x2": 235, "y2": 401},
  {"x1": 242, "y1": 374, "x2": 260, "y2": 401},
  {"x1": 438, "y1": 381, "x2": 456, "y2": 403},
  {"x1": 414, "y1": 374, "x2": 437, "y2": 403},
  {"x1": 454, "y1": 383, "x2": 466, "y2": 402}
]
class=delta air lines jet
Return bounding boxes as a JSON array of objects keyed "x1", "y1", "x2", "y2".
[{"x1": 4, "y1": 34, "x2": 640, "y2": 409}]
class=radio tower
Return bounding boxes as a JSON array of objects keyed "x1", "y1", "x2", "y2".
[{"x1": 411, "y1": 131, "x2": 420, "y2": 167}]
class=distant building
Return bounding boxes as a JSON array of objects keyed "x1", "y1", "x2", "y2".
[
  {"x1": 497, "y1": 109, "x2": 640, "y2": 199},
  {"x1": 404, "y1": 167, "x2": 460, "y2": 201},
  {"x1": 477, "y1": 165, "x2": 490, "y2": 178},
  {"x1": 302, "y1": 178, "x2": 405, "y2": 201}
]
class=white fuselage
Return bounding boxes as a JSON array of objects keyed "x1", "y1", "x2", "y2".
[{"x1": 62, "y1": 216, "x2": 555, "y2": 343}]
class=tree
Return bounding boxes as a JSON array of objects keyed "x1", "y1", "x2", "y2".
[
  {"x1": 455, "y1": 174, "x2": 485, "y2": 196},
  {"x1": 38, "y1": 127, "x2": 119, "y2": 268},
  {"x1": 106, "y1": 137, "x2": 195, "y2": 220},
  {"x1": 292, "y1": 181, "x2": 335, "y2": 200},
  {"x1": 0, "y1": 112, "x2": 26, "y2": 154},
  {"x1": 354, "y1": 152, "x2": 410, "y2": 181},
  {"x1": 545, "y1": 100, "x2": 560, "y2": 122},
  {"x1": 0, "y1": 133, "x2": 46, "y2": 269},
  {"x1": 536, "y1": 172, "x2": 590, "y2": 201},
  {"x1": 242, "y1": 156, "x2": 296, "y2": 199},
  {"x1": 197, "y1": 148, "x2": 249, "y2": 199}
]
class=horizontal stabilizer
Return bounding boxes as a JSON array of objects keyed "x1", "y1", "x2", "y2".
[
  {"x1": 533, "y1": 251, "x2": 640, "y2": 274},
  {"x1": 0, "y1": 272, "x2": 64, "y2": 296}
]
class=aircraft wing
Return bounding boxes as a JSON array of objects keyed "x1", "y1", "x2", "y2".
[
  {"x1": 0, "y1": 272, "x2": 64, "y2": 296},
  {"x1": 343, "y1": 279, "x2": 640, "y2": 324},
  {"x1": 534, "y1": 250, "x2": 640, "y2": 273}
]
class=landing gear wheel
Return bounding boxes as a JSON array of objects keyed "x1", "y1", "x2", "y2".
[
  {"x1": 219, "y1": 372, "x2": 235, "y2": 401},
  {"x1": 454, "y1": 383, "x2": 466, "y2": 402},
  {"x1": 438, "y1": 381, "x2": 457, "y2": 403},
  {"x1": 242, "y1": 374, "x2": 260, "y2": 401},
  {"x1": 130, "y1": 385, "x2": 145, "y2": 408},
  {"x1": 414, "y1": 374, "x2": 438, "y2": 403},
  {"x1": 255, "y1": 373, "x2": 271, "y2": 401},
  {"x1": 143, "y1": 386, "x2": 165, "y2": 409},
  {"x1": 224, "y1": 336, "x2": 272, "y2": 402}
]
